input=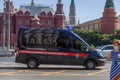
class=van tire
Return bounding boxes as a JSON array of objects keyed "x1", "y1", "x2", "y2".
[
  {"x1": 27, "y1": 58, "x2": 38, "y2": 69},
  {"x1": 85, "y1": 60, "x2": 96, "y2": 70}
]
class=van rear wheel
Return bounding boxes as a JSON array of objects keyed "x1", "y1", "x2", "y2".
[
  {"x1": 85, "y1": 60, "x2": 96, "y2": 70},
  {"x1": 27, "y1": 58, "x2": 38, "y2": 69}
]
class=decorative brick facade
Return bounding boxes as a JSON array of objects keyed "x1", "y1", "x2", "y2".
[{"x1": 0, "y1": 0, "x2": 66, "y2": 48}]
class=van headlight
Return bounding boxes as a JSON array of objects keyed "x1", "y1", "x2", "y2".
[
  {"x1": 98, "y1": 59, "x2": 105, "y2": 61},
  {"x1": 99, "y1": 52, "x2": 104, "y2": 57},
  {"x1": 96, "y1": 51, "x2": 104, "y2": 58}
]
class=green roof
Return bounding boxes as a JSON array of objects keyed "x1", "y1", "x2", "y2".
[
  {"x1": 70, "y1": 0, "x2": 75, "y2": 7},
  {"x1": 105, "y1": 0, "x2": 115, "y2": 8},
  {"x1": 58, "y1": 0, "x2": 61, "y2": 3}
]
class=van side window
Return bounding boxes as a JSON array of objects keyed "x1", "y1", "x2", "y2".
[
  {"x1": 21, "y1": 29, "x2": 59, "y2": 49},
  {"x1": 29, "y1": 37, "x2": 36, "y2": 44},
  {"x1": 57, "y1": 37, "x2": 71, "y2": 49},
  {"x1": 73, "y1": 40, "x2": 88, "y2": 53},
  {"x1": 22, "y1": 37, "x2": 27, "y2": 45},
  {"x1": 73, "y1": 40, "x2": 82, "y2": 50}
]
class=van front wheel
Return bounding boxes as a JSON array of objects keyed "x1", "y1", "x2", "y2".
[
  {"x1": 85, "y1": 60, "x2": 96, "y2": 70},
  {"x1": 27, "y1": 58, "x2": 38, "y2": 69}
]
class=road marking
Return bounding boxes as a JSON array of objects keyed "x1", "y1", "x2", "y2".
[
  {"x1": 0, "y1": 69, "x2": 110, "y2": 77},
  {"x1": 0, "y1": 70, "x2": 31, "y2": 75},
  {"x1": 55, "y1": 69, "x2": 110, "y2": 76},
  {"x1": 87, "y1": 69, "x2": 110, "y2": 76},
  {"x1": 41, "y1": 70, "x2": 70, "y2": 76},
  {"x1": 16, "y1": 70, "x2": 31, "y2": 73},
  {"x1": 0, "y1": 72, "x2": 17, "y2": 75},
  {"x1": 56, "y1": 73, "x2": 109, "y2": 77}
]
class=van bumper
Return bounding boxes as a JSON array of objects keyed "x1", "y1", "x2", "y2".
[
  {"x1": 15, "y1": 56, "x2": 26, "y2": 64},
  {"x1": 97, "y1": 59, "x2": 105, "y2": 66}
]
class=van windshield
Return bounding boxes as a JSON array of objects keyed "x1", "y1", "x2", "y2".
[
  {"x1": 73, "y1": 39, "x2": 89, "y2": 53},
  {"x1": 71, "y1": 31, "x2": 93, "y2": 51}
]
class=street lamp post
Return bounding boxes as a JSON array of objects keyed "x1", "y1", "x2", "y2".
[
  {"x1": 8, "y1": 0, "x2": 10, "y2": 50},
  {"x1": 3, "y1": 0, "x2": 6, "y2": 49}
]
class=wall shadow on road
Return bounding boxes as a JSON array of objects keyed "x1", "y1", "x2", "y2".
[
  {"x1": 0, "y1": 66, "x2": 102, "y2": 71},
  {"x1": 36, "y1": 67, "x2": 102, "y2": 71}
]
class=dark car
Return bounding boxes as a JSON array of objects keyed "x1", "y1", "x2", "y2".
[{"x1": 15, "y1": 27, "x2": 105, "y2": 69}]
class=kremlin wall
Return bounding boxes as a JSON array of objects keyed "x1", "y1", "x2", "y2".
[{"x1": 78, "y1": 0, "x2": 120, "y2": 34}]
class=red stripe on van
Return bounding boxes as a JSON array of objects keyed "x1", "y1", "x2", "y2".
[{"x1": 18, "y1": 50, "x2": 89, "y2": 58}]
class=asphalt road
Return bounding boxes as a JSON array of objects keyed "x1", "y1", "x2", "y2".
[{"x1": 0, "y1": 56, "x2": 111, "y2": 80}]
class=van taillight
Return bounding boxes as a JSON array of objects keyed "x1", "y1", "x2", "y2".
[
  {"x1": 16, "y1": 48, "x2": 19, "y2": 57},
  {"x1": 16, "y1": 51, "x2": 19, "y2": 57}
]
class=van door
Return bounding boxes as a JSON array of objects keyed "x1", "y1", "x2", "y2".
[
  {"x1": 52, "y1": 36, "x2": 73, "y2": 65},
  {"x1": 55, "y1": 37, "x2": 89, "y2": 65},
  {"x1": 67, "y1": 39, "x2": 89, "y2": 65}
]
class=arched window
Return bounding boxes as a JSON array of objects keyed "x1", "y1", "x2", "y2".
[
  {"x1": 40, "y1": 11, "x2": 46, "y2": 16},
  {"x1": 24, "y1": 10, "x2": 30, "y2": 16},
  {"x1": 47, "y1": 12, "x2": 53, "y2": 17},
  {"x1": 17, "y1": 10, "x2": 23, "y2": 15}
]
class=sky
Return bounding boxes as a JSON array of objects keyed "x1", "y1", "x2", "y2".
[{"x1": 0, "y1": 0, "x2": 120, "y2": 23}]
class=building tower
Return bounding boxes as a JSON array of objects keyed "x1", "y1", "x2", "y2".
[
  {"x1": 69, "y1": 0, "x2": 76, "y2": 26},
  {"x1": 100, "y1": 0, "x2": 119, "y2": 34},
  {"x1": 5, "y1": 0, "x2": 14, "y2": 14},
  {"x1": 54, "y1": 0, "x2": 66, "y2": 28},
  {"x1": 31, "y1": 0, "x2": 34, "y2": 6}
]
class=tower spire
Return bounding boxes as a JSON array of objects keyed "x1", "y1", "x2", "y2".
[
  {"x1": 69, "y1": 0, "x2": 76, "y2": 26},
  {"x1": 55, "y1": 0, "x2": 64, "y2": 14},
  {"x1": 58, "y1": 0, "x2": 61, "y2": 3},
  {"x1": 70, "y1": 0, "x2": 75, "y2": 7},
  {"x1": 31, "y1": 0, "x2": 34, "y2": 6},
  {"x1": 105, "y1": 0, "x2": 114, "y2": 8},
  {"x1": 5, "y1": 0, "x2": 14, "y2": 14}
]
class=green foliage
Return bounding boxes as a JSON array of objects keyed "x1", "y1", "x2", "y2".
[
  {"x1": 115, "y1": 30, "x2": 120, "y2": 39},
  {"x1": 74, "y1": 29, "x2": 115, "y2": 47}
]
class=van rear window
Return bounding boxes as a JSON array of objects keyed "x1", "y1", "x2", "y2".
[
  {"x1": 21, "y1": 29, "x2": 59, "y2": 49},
  {"x1": 20, "y1": 29, "x2": 72, "y2": 50}
]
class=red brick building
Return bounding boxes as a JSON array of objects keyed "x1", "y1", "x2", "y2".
[
  {"x1": 0, "y1": 0, "x2": 66, "y2": 48},
  {"x1": 78, "y1": 0, "x2": 119, "y2": 34}
]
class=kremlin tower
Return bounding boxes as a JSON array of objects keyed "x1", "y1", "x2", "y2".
[
  {"x1": 54, "y1": 0, "x2": 66, "y2": 28},
  {"x1": 69, "y1": 0, "x2": 76, "y2": 26},
  {"x1": 5, "y1": 0, "x2": 14, "y2": 14},
  {"x1": 100, "y1": 0, "x2": 119, "y2": 34}
]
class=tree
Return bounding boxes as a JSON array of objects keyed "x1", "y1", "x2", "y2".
[{"x1": 74, "y1": 29, "x2": 114, "y2": 47}]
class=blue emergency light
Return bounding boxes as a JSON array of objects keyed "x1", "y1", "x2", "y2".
[{"x1": 67, "y1": 26, "x2": 73, "y2": 31}]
